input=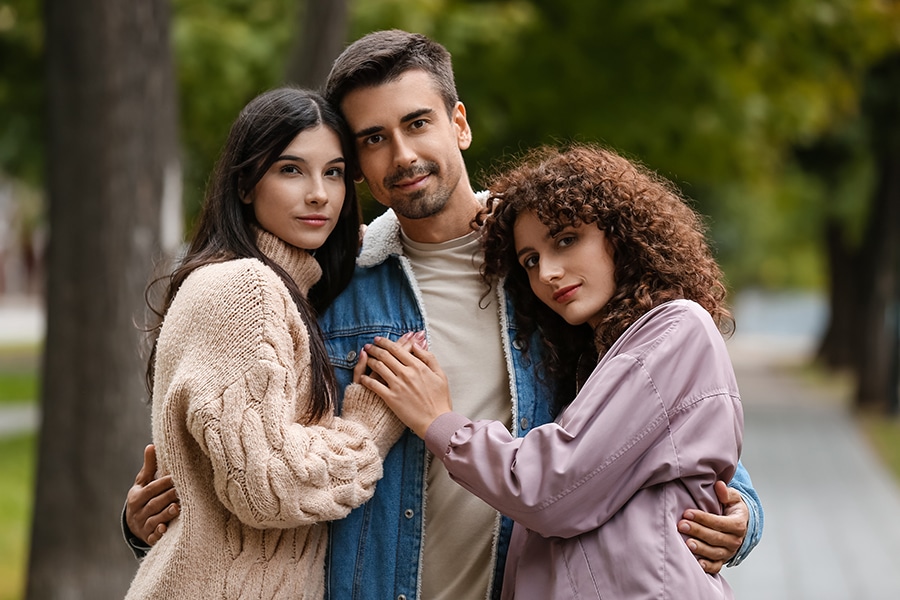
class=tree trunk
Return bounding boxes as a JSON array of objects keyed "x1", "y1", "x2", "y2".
[
  {"x1": 816, "y1": 219, "x2": 861, "y2": 371},
  {"x1": 284, "y1": 0, "x2": 349, "y2": 89},
  {"x1": 27, "y1": 0, "x2": 178, "y2": 597},
  {"x1": 854, "y1": 53, "x2": 900, "y2": 411}
]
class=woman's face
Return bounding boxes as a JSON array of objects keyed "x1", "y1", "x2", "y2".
[
  {"x1": 513, "y1": 210, "x2": 617, "y2": 328},
  {"x1": 243, "y1": 125, "x2": 346, "y2": 250}
]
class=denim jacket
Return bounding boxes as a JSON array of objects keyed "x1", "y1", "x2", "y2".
[{"x1": 319, "y1": 208, "x2": 763, "y2": 600}]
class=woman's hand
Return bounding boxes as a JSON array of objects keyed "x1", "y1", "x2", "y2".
[
  {"x1": 359, "y1": 335, "x2": 452, "y2": 439},
  {"x1": 352, "y1": 331, "x2": 420, "y2": 384}
]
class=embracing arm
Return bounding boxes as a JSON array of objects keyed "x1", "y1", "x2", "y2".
[
  {"x1": 367, "y1": 338, "x2": 739, "y2": 539},
  {"x1": 121, "y1": 444, "x2": 179, "y2": 556},
  {"x1": 678, "y1": 460, "x2": 763, "y2": 571},
  {"x1": 189, "y1": 369, "x2": 403, "y2": 529}
]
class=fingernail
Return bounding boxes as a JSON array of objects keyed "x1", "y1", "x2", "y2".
[
  {"x1": 688, "y1": 541, "x2": 697, "y2": 551},
  {"x1": 678, "y1": 522, "x2": 690, "y2": 533},
  {"x1": 414, "y1": 330, "x2": 426, "y2": 341}
]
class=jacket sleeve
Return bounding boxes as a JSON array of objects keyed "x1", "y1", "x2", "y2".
[
  {"x1": 426, "y1": 355, "x2": 676, "y2": 537},
  {"x1": 120, "y1": 503, "x2": 150, "y2": 560},
  {"x1": 427, "y1": 345, "x2": 740, "y2": 539},
  {"x1": 726, "y1": 460, "x2": 765, "y2": 566}
]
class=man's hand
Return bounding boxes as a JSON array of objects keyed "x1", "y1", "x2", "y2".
[
  {"x1": 678, "y1": 481, "x2": 748, "y2": 574},
  {"x1": 125, "y1": 444, "x2": 180, "y2": 546}
]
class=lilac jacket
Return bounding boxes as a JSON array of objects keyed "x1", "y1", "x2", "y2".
[{"x1": 425, "y1": 300, "x2": 743, "y2": 599}]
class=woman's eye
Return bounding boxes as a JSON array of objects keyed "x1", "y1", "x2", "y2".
[
  {"x1": 558, "y1": 234, "x2": 576, "y2": 248},
  {"x1": 522, "y1": 255, "x2": 538, "y2": 269},
  {"x1": 281, "y1": 165, "x2": 301, "y2": 175},
  {"x1": 325, "y1": 167, "x2": 344, "y2": 178}
]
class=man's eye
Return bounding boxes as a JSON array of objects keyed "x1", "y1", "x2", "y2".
[
  {"x1": 411, "y1": 119, "x2": 427, "y2": 130},
  {"x1": 364, "y1": 134, "x2": 384, "y2": 146}
]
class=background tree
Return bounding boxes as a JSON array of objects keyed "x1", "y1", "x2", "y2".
[
  {"x1": 285, "y1": 0, "x2": 349, "y2": 88},
  {"x1": 853, "y1": 54, "x2": 900, "y2": 411},
  {"x1": 26, "y1": 0, "x2": 179, "y2": 597}
]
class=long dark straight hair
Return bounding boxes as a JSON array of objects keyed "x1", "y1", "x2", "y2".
[{"x1": 146, "y1": 87, "x2": 360, "y2": 422}]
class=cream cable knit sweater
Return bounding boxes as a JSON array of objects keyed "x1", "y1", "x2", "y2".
[{"x1": 125, "y1": 230, "x2": 404, "y2": 599}]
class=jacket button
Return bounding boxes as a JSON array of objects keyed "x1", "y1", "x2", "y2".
[
  {"x1": 346, "y1": 350, "x2": 357, "y2": 362},
  {"x1": 404, "y1": 508, "x2": 414, "y2": 519},
  {"x1": 520, "y1": 417, "x2": 529, "y2": 430},
  {"x1": 398, "y1": 596, "x2": 407, "y2": 600},
  {"x1": 512, "y1": 339, "x2": 524, "y2": 350}
]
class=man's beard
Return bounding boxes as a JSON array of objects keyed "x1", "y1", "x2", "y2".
[{"x1": 385, "y1": 161, "x2": 455, "y2": 220}]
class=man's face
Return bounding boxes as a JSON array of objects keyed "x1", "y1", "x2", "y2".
[{"x1": 340, "y1": 69, "x2": 471, "y2": 220}]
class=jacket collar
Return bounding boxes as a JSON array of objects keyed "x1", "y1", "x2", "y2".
[{"x1": 357, "y1": 191, "x2": 491, "y2": 268}]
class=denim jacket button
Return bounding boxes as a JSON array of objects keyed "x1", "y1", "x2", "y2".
[
  {"x1": 520, "y1": 417, "x2": 529, "y2": 430},
  {"x1": 398, "y1": 595, "x2": 407, "y2": 600},
  {"x1": 346, "y1": 350, "x2": 357, "y2": 362},
  {"x1": 512, "y1": 339, "x2": 524, "y2": 350},
  {"x1": 404, "y1": 508, "x2": 414, "y2": 519}
]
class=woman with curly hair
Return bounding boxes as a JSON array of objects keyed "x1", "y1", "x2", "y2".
[{"x1": 360, "y1": 143, "x2": 743, "y2": 599}]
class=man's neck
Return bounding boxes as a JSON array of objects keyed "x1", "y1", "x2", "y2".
[{"x1": 397, "y1": 188, "x2": 482, "y2": 244}]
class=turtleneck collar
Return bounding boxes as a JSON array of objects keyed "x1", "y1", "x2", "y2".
[{"x1": 253, "y1": 227, "x2": 323, "y2": 298}]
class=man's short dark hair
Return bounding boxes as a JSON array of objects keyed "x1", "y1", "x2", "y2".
[{"x1": 324, "y1": 29, "x2": 459, "y2": 117}]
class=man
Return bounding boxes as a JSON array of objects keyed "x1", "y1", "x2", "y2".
[{"x1": 125, "y1": 29, "x2": 763, "y2": 600}]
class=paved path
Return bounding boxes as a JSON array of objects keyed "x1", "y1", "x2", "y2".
[
  {"x1": 724, "y1": 335, "x2": 900, "y2": 599},
  {"x1": 3, "y1": 294, "x2": 900, "y2": 598},
  {"x1": 0, "y1": 403, "x2": 38, "y2": 437}
]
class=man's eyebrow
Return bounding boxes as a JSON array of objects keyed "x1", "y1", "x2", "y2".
[
  {"x1": 354, "y1": 125, "x2": 383, "y2": 139},
  {"x1": 401, "y1": 108, "x2": 433, "y2": 123},
  {"x1": 354, "y1": 108, "x2": 435, "y2": 139}
]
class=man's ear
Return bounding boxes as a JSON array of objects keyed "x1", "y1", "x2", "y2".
[{"x1": 453, "y1": 102, "x2": 472, "y2": 151}]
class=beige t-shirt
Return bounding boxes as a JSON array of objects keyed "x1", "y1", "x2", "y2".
[{"x1": 402, "y1": 230, "x2": 512, "y2": 600}]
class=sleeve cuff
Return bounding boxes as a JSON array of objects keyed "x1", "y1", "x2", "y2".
[
  {"x1": 121, "y1": 502, "x2": 150, "y2": 561},
  {"x1": 726, "y1": 489, "x2": 763, "y2": 567},
  {"x1": 340, "y1": 383, "x2": 406, "y2": 456},
  {"x1": 424, "y1": 412, "x2": 471, "y2": 457}
]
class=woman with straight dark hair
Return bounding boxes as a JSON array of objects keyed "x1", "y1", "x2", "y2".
[{"x1": 124, "y1": 87, "x2": 404, "y2": 600}]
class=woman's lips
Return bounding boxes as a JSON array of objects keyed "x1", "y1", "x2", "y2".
[{"x1": 553, "y1": 284, "x2": 580, "y2": 303}]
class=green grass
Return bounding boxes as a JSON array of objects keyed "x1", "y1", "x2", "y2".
[
  {"x1": 0, "y1": 343, "x2": 39, "y2": 600},
  {"x1": 860, "y1": 414, "x2": 900, "y2": 484},
  {"x1": 0, "y1": 345, "x2": 39, "y2": 406},
  {"x1": 0, "y1": 433, "x2": 36, "y2": 600}
]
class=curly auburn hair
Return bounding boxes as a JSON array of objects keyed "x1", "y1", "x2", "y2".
[{"x1": 479, "y1": 143, "x2": 733, "y2": 407}]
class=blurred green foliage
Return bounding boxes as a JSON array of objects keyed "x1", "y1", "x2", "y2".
[{"x1": 1, "y1": 0, "x2": 899, "y2": 290}]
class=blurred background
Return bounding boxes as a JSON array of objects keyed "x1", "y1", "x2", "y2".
[{"x1": 1, "y1": 0, "x2": 899, "y2": 598}]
